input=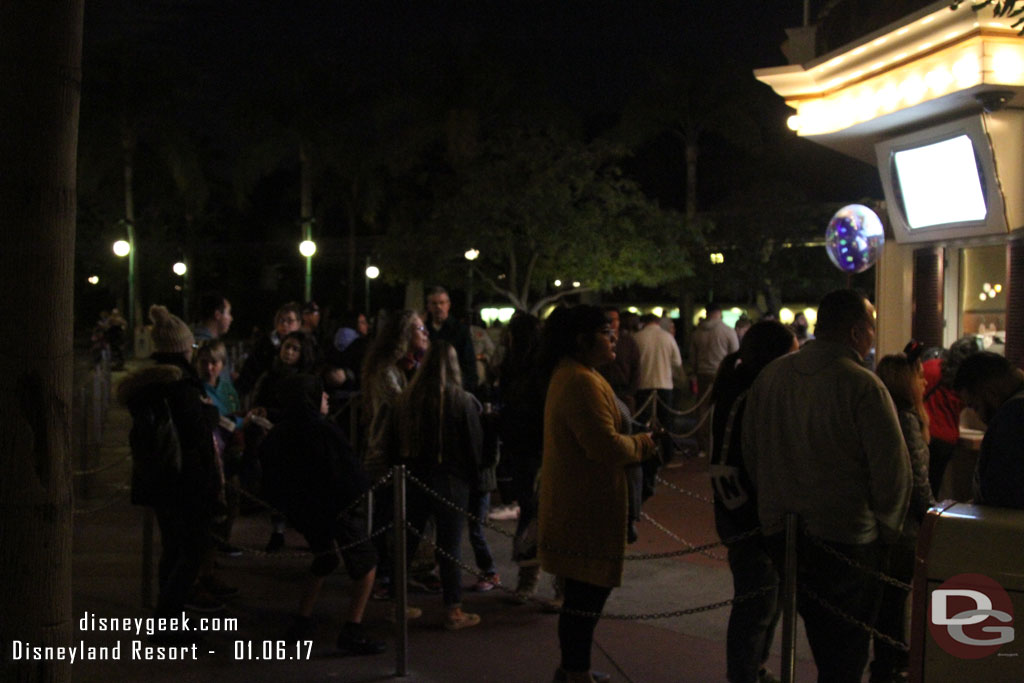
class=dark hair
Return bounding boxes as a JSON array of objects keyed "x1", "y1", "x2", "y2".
[
  {"x1": 540, "y1": 305, "x2": 608, "y2": 371},
  {"x1": 361, "y1": 310, "x2": 420, "y2": 403},
  {"x1": 953, "y1": 351, "x2": 1018, "y2": 393},
  {"x1": 941, "y1": 336, "x2": 982, "y2": 387},
  {"x1": 197, "y1": 292, "x2": 228, "y2": 321},
  {"x1": 711, "y1": 320, "x2": 795, "y2": 403},
  {"x1": 638, "y1": 313, "x2": 659, "y2": 326},
  {"x1": 425, "y1": 285, "x2": 449, "y2": 299},
  {"x1": 706, "y1": 302, "x2": 722, "y2": 315},
  {"x1": 500, "y1": 312, "x2": 542, "y2": 379},
  {"x1": 814, "y1": 289, "x2": 869, "y2": 340},
  {"x1": 279, "y1": 330, "x2": 316, "y2": 372},
  {"x1": 275, "y1": 301, "x2": 303, "y2": 324},
  {"x1": 603, "y1": 306, "x2": 620, "y2": 316}
]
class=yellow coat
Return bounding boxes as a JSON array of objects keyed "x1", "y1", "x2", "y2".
[{"x1": 538, "y1": 357, "x2": 653, "y2": 588}]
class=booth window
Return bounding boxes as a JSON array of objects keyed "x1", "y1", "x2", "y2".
[{"x1": 959, "y1": 245, "x2": 1007, "y2": 352}]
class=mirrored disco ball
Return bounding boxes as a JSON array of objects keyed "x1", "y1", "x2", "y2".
[{"x1": 825, "y1": 204, "x2": 884, "y2": 274}]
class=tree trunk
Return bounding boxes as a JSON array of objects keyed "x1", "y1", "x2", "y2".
[{"x1": 0, "y1": 1, "x2": 83, "y2": 682}]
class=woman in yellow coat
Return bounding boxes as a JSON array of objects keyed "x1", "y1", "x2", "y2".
[{"x1": 538, "y1": 305, "x2": 657, "y2": 683}]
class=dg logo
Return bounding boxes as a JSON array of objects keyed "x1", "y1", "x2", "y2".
[{"x1": 928, "y1": 573, "x2": 1015, "y2": 659}]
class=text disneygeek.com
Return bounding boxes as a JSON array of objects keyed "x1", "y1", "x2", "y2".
[{"x1": 7, "y1": 611, "x2": 312, "y2": 663}]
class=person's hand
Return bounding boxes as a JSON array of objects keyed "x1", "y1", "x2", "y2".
[{"x1": 636, "y1": 431, "x2": 656, "y2": 457}]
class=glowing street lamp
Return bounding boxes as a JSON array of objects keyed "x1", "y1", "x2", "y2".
[
  {"x1": 172, "y1": 261, "x2": 187, "y2": 276},
  {"x1": 299, "y1": 239, "x2": 317, "y2": 301},
  {"x1": 112, "y1": 240, "x2": 131, "y2": 257},
  {"x1": 87, "y1": 275, "x2": 99, "y2": 285},
  {"x1": 365, "y1": 259, "x2": 379, "y2": 314},
  {"x1": 465, "y1": 248, "x2": 480, "y2": 312}
]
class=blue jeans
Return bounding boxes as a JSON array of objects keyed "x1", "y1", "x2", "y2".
[
  {"x1": 406, "y1": 470, "x2": 470, "y2": 607},
  {"x1": 466, "y1": 489, "x2": 496, "y2": 575},
  {"x1": 726, "y1": 536, "x2": 781, "y2": 683}
]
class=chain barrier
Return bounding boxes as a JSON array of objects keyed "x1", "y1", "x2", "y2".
[
  {"x1": 802, "y1": 534, "x2": 912, "y2": 592},
  {"x1": 210, "y1": 522, "x2": 394, "y2": 560},
  {"x1": 639, "y1": 511, "x2": 726, "y2": 561},
  {"x1": 628, "y1": 391, "x2": 658, "y2": 421},
  {"x1": 800, "y1": 586, "x2": 910, "y2": 652},
  {"x1": 405, "y1": 471, "x2": 519, "y2": 542},
  {"x1": 403, "y1": 521, "x2": 773, "y2": 621},
  {"x1": 654, "y1": 474, "x2": 715, "y2": 505},
  {"x1": 661, "y1": 407, "x2": 711, "y2": 439},
  {"x1": 228, "y1": 470, "x2": 395, "y2": 522},
  {"x1": 74, "y1": 455, "x2": 130, "y2": 477},
  {"x1": 651, "y1": 383, "x2": 713, "y2": 418}
]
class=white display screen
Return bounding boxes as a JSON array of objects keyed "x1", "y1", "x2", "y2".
[{"x1": 893, "y1": 134, "x2": 987, "y2": 229}]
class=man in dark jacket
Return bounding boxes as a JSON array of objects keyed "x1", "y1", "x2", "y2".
[
  {"x1": 118, "y1": 305, "x2": 224, "y2": 635},
  {"x1": 425, "y1": 286, "x2": 478, "y2": 391},
  {"x1": 259, "y1": 374, "x2": 385, "y2": 656}
]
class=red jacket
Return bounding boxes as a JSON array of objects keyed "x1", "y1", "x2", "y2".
[{"x1": 923, "y1": 358, "x2": 962, "y2": 444}]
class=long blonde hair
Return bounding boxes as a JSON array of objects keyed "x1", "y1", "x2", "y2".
[
  {"x1": 396, "y1": 341, "x2": 463, "y2": 463},
  {"x1": 877, "y1": 354, "x2": 930, "y2": 444}
]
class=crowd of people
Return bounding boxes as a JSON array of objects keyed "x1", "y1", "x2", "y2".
[{"x1": 115, "y1": 286, "x2": 1023, "y2": 682}]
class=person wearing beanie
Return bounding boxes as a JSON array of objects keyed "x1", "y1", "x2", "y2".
[{"x1": 118, "y1": 305, "x2": 227, "y2": 637}]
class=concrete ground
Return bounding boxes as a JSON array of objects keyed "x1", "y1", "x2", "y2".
[{"x1": 67, "y1": 359, "x2": 828, "y2": 682}]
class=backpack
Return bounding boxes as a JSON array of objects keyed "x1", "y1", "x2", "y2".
[{"x1": 128, "y1": 396, "x2": 183, "y2": 505}]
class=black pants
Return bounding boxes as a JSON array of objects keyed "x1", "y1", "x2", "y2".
[
  {"x1": 766, "y1": 533, "x2": 885, "y2": 683},
  {"x1": 153, "y1": 503, "x2": 210, "y2": 617},
  {"x1": 559, "y1": 578, "x2": 613, "y2": 672}
]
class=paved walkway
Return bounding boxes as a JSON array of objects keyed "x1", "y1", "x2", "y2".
[{"x1": 69, "y1": 359, "x2": 824, "y2": 682}]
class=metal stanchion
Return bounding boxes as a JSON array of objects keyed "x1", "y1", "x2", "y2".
[
  {"x1": 393, "y1": 465, "x2": 408, "y2": 677},
  {"x1": 77, "y1": 386, "x2": 89, "y2": 500},
  {"x1": 781, "y1": 512, "x2": 799, "y2": 683},
  {"x1": 142, "y1": 509, "x2": 154, "y2": 608}
]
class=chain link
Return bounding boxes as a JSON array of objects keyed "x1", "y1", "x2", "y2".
[
  {"x1": 802, "y1": 534, "x2": 912, "y2": 592},
  {"x1": 654, "y1": 474, "x2": 715, "y2": 504},
  {"x1": 73, "y1": 486, "x2": 131, "y2": 515},
  {"x1": 210, "y1": 522, "x2": 394, "y2": 560},
  {"x1": 639, "y1": 511, "x2": 726, "y2": 561},
  {"x1": 404, "y1": 522, "x2": 771, "y2": 621},
  {"x1": 801, "y1": 586, "x2": 910, "y2": 652}
]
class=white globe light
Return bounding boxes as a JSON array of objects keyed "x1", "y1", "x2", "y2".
[
  {"x1": 464, "y1": 248, "x2": 480, "y2": 261},
  {"x1": 112, "y1": 240, "x2": 131, "y2": 257},
  {"x1": 172, "y1": 261, "x2": 187, "y2": 276},
  {"x1": 87, "y1": 275, "x2": 100, "y2": 285},
  {"x1": 299, "y1": 240, "x2": 317, "y2": 257},
  {"x1": 365, "y1": 265, "x2": 380, "y2": 279}
]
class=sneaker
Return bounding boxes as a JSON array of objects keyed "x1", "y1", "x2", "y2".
[
  {"x1": 409, "y1": 573, "x2": 442, "y2": 594},
  {"x1": 184, "y1": 588, "x2": 225, "y2": 613},
  {"x1": 199, "y1": 574, "x2": 239, "y2": 598},
  {"x1": 443, "y1": 607, "x2": 481, "y2": 631},
  {"x1": 488, "y1": 504, "x2": 520, "y2": 521},
  {"x1": 472, "y1": 572, "x2": 500, "y2": 592},
  {"x1": 336, "y1": 623, "x2": 386, "y2": 656},
  {"x1": 265, "y1": 531, "x2": 285, "y2": 553}
]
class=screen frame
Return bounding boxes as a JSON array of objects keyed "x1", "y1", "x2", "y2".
[{"x1": 875, "y1": 114, "x2": 1008, "y2": 244}]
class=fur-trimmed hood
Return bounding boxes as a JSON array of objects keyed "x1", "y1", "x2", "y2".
[{"x1": 117, "y1": 364, "x2": 184, "y2": 408}]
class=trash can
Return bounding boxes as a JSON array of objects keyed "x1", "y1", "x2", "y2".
[{"x1": 909, "y1": 501, "x2": 1024, "y2": 682}]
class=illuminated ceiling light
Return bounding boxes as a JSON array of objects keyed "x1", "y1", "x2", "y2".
[
  {"x1": 994, "y1": 284, "x2": 1003, "y2": 293},
  {"x1": 953, "y1": 54, "x2": 981, "y2": 88},
  {"x1": 850, "y1": 70, "x2": 864, "y2": 80},
  {"x1": 87, "y1": 275, "x2": 99, "y2": 285},
  {"x1": 993, "y1": 49, "x2": 1024, "y2": 83},
  {"x1": 979, "y1": 292, "x2": 988, "y2": 301},
  {"x1": 299, "y1": 240, "x2": 317, "y2": 257},
  {"x1": 983, "y1": 282, "x2": 992, "y2": 293},
  {"x1": 878, "y1": 82, "x2": 901, "y2": 112},
  {"x1": 944, "y1": 31, "x2": 961, "y2": 41},
  {"x1": 787, "y1": 115, "x2": 801, "y2": 131},
  {"x1": 803, "y1": 307, "x2": 818, "y2": 325},
  {"x1": 627, "y1": 306, "x2": 640, "y2": 314},
  {"x1": 853, "y1": 47, "x2": 866, "y2": 56},
  {"x1": 901, "y1": 75, "x2": 927, "y2": 105},
  {"x1": 871, "y1": 62, "x2": 886, "y2": 71},
  {"x1": 925, "y1": 66, "x2": 954, "y2": 95},
  {"x1": 918, "y1": 42, "x2": 933, "y2": 52},
  {"x1": 826, "y1": 57, "x2": 844, "y2": 67},
  {"x1": 652, "y1": 306, "x2": 664, "y2": 318},
  {"x1": 893, "y1": 53, "x2": 909, "y2": 63},
  {"x1": 897, "y1": 28, "x2": 910, "y2": 36},
  {"x1": 873, "y1": 37, "x2": 888, "y2": 46},
  {"x1": 779, "y1": 308, "x2": 794, "y2": 324},
  {"x1": 921, "y1": 16, "x2": 935, "y2": 25}
]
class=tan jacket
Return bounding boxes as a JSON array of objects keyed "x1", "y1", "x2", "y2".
[
  {"x1": 539, "y1": 358, "x2": 654, "y2": 587},
  {"x1": 741, "y1": 340, "x2": 911, "y2": 545}
]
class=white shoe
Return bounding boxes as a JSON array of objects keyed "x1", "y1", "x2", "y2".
[{"x1": 488, "y1": 504, "x2": 520, "y2": 521}]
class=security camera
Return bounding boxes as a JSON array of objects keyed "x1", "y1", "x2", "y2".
[{"x1": 975, "y1": 90, "x2": 1017, "y2": 113}]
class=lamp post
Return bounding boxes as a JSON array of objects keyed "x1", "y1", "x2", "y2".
[
  {"x1": 365, "y1": 258, "x2": 380, "y2": 315},
  {"x1": 112, "y1": 237, "x2": 133, "y2": 336},
  {"x1": 173, "y1": 260, "x2": 188, "y2": 320},
  {"x1": 464, "y1": 248, "x2": 479, "y2": 314},
  {"x1": 299, "y1": 238, "x2": 316, "y2": 302}
]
